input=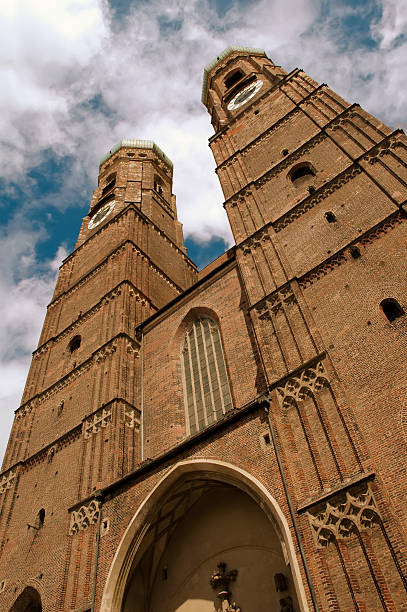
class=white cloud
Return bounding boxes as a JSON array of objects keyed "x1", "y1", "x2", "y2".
[
  {"x1": 1, "y1": 0, "x2": 407, "y2": 465},
  {"x1": 0, "y1": 219, "x2": 62, "y2": 466}
]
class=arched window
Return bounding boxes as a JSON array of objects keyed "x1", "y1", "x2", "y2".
[
  {"x1": 380, "y1": 298, "x2": 404, "y2": 322},
  {"x1": 11, "y1": 586, "x2": 42, "y2": 611},
  {"x1": 224, "y1": 69, "x2": 244, "y2": 89},
  {"x1": 288, "y1": 162, "x2": 316, "y2": 188},
  {"x1": 182, "y1": 318, "x2": 232, "y2": 434},
  {"x1": 153, "y1": 174, "x2": 163, "y2": 196},
  {"x1": 68, "y1": 335, "x2": 81, "y2": 353}
]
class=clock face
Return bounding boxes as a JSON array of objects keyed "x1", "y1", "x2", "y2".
[
  {"x1": 88, "y1": 200, "x2": 116, "y2": 230},
  {"x1": 227, "y1": 79, "x2": 263, "y2": 111}
]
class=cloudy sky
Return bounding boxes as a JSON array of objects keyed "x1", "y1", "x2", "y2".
[{"x1": 1, "y1": 0, "x2": 406, "y2": 464}]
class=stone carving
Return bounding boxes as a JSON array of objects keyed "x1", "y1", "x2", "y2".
[
  {"x1": 124, "y1": 406, "x2": 140, "y2": 429},
  {"x1": 16, "y1": 402, "x2": 34, "y2": 420},
  {"x1": 69, "y1": 500, "x2": 101, "y2": 535},
  {"x1": 0, "y1": 469, "x2": 16, "y2": 495},
  {"x1": 299, "y1": 211, "x2": 404, "y2": 288},
  {"x1": 277, "y1": 361, "x2": 328, "y2": 408},
  {"x1": 307, "y1": 483, "x2": 380, "y2": 547},
  {"x1": 359, "y1": 212, "x2": 403, "y2": 247},
  {"x1": 33, "y1": 282, "x2": 147, "y2": 358},
  {"x1": 364, "y1": 132, "x2": 403, "y2": 164},
  {"x1": 84, "y1": 407, "x2": 112, "y2": 439},
  {"x1": 299, "y1": 252, "x2": 347, "y2": 288},
  {"x1": 255, "y1": 285, "x2": 298, "y2": 321},
  {"x1": 210, "y1": 562, "x2": 240, "y2": 612},
  {"x1": 126, "y1": 338, "x2": 140, "y2": 356},
  {"x1": 95, "y1": 341, "x2": 117, "y2": 363}
]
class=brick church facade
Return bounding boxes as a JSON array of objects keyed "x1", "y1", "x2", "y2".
[{"x1": 2, "y1": 46, "x2": 407, "y2": 611}]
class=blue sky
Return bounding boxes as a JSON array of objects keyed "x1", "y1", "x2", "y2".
[{"x1": 0, "y1": 0, "x2": 407, "y2": 462}]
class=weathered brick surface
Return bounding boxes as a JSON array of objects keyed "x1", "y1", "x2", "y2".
[{"x1": 1, "y1": 49, "x2": 407, "y2": 611}]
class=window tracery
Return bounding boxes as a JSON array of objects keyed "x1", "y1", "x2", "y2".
[{"x1": 182, "y1": 318, "x2": 232, "y2": 433}]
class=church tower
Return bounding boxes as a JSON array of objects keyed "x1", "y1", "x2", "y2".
[{"x1": 1, "y1": 47, "x2": 407, "y2": 612}]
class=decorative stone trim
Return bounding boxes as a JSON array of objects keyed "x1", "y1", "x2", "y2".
[
  {"x1": 254, "y1": 284, "x2": 298, "y2": 320},
  {"x1": 299, "y1": 252, "x2": 348, "y2": 288},
  {"x1": 84, "y1": 407, "x2": 112, "y2": 439},
  {"x1": 124, "y1": 406, "x2": 140, "y2": 430},
  {"x1": 273, "y1": 165, "x2": 362, "y2": 232},
  {"x1": 299, "y1": 211, "x2": 404, "y2": 288},
  {"x1": 22, "y1": 427, "x2": 82, "y2": 472},
  {"x1": 57, "y1": 205, "x2": 195, "y2": 290},
  {"x1": 69, "y1": 500, "x2": 101, "y2": 535},
  {"x1": 33, "y1": 282, "x2": 146, "y2": 359},
  {"x1": 95, "y1": 341, "x2": 117, "y2": 363},
  {"x1": 307, "y1": 482, "x2": 380, "y2": 547},
  {"x1": 16, "y1": 402, "x2": 35, "y2": 420},
  {"x1": 217, "y1": 85, "x2": 350, "y2": 172},
  {"x1": 17, "y1": 334, "x2": 137, "y2": 414},
  {"x1": 276, "y1": 361, "x2": 328, "y2": 407},
  {"x1": 50, "y1": 238, "x2": 184, "y2": 311},
  {"x1": 0, "y1": 469, "x2": 17, "y2": 495},
  {"x1": 126, "y1": 338, "x2": 140, "y2": 355}
]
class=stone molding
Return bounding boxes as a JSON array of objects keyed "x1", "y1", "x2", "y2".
[
  {"x1": 50, "y1": 238, "x2": 183, "y2": 311},
  {"x1": 209, "y1": 67, "x2": 305, "y2": 144},
  {"x1": 254, "y1": 284, "x2": 297, "y2": 321},
  {"x1": 124, "y1": 406, "x2": 140, "y2": 430},
  {"x1": 0, "y1": 469, "x2": 17, "y2": 495},
  {"x1": 307, "y1": 482, "x2": 380, "y2": 547},
  {"x1": 84, "y1": 407, "x2": 112, "y2": 439},
  {"x1": 69, "y1": 500, "x2": 100, "y2": 535},
  {"x1": 33, "y1": 282, "x2": 148, "y2": 359},
  {"x1": 273, "y1": 165, "x2": 362, "y2": 232},
  {"x1": 16, "y1": 334, "x2": 140, "y2": 416},
  {"x1": 61, "y1": 204, "x2": 195, "y2": 274},
  {"x1": 217, "y1": 85, "x2": 349, "y2": 172},
  {"x1": 299, "y1": 211, "x2": 404, "y2": 288},
  {"x1": 276, "y1": 361, "x2": 328, "y2": 408}
]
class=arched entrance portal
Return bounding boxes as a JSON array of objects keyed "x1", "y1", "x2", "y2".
[
  {"x1": 10, "y1": 586, "x2": 42, "y2": 612},
  {"x1": 101, "y1": 460, "x2": 309, "y2": 611}
]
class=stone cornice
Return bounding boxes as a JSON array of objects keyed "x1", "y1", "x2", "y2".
[
  {"x1": 216, "y1": 84, "x2": 333, "y2": 171},
  {"x1": 34, "y1": 281, "x2": 152, "y2": 359},
  {"x1": 49, "y1": 238, "x2": 183, "y2": 310},
  {"x1": 2, "y1": 398, "x2": 140, "y2": 477},
  {"x1": 68, "y1": 392, "x2": 270, "y2": 510},
  {"x1": 233, "y1": 130, "x2": 404, "y2": 252},
  {"x1": 299, "y1": 210, "x2": 405, "y2": 288},
  {"x1": 224, "y1": 104, "x2": 365, "y2": 208},
  {"x1": 208, "y1": 68, "x2": 301, "y2": 144},
  {"x1": 62, "y1": 202, "x2": 195, "y2": 272},
  {"x1": 245, "y1": 210, "x2": 404, "y2": 309},
  {"x1": 16, "y1": 333, "x2": 140, "y2": 414}
]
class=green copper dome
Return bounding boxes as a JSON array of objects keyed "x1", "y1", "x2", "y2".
[
  {"x1": 201, "y1": 46, "x2": 266, "y2": 105},
  {"x1": 100, "y1": 139, "x2": 173, "y2": 168}
]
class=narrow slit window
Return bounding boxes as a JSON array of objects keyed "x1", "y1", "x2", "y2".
[{"x1": 182, "y1": 318, "x2": 232, "y2": 434}]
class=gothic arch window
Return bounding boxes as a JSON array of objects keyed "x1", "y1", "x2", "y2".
[
  {"x1": 380, "y1": 298, "x2": 404, "y2": 322},
  {"x1": 182, "y1": 318, "x2": 232, "y2": 434}
]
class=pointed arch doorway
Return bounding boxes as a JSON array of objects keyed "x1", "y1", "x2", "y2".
[
  {"x1": 10, "y1": 586, "x2": 42, "y2": 612},
  {"x1": 101, "y1": 460, "x2": 309, "y2": 611}
]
